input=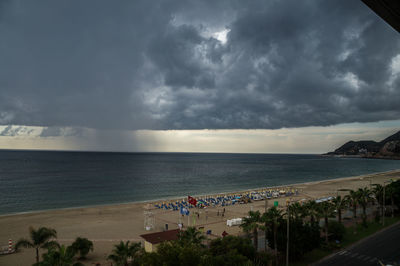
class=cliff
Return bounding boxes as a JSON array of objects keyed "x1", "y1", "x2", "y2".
[{"x1": 325, "y1": 130, "x2": 400, "y2": 159}]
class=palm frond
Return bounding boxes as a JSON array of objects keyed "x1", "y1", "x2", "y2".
[
  {"x1": 15, "y1": 238, "x2": 34, "y2": 251},
  {"x1": 42, "y1": 240, "x2": 60, "y2": 250}
]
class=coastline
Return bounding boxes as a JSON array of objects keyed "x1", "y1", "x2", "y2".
[
  {"x1": 1, "y1": 169, "x2": 399, "y2": 265},
  {"x1": 1, "y1": 168, "x2": 400, "y2": 218}
]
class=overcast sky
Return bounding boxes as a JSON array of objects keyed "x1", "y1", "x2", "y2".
[{"x1": 1, "y1": 0, "x2": 399, "y2": 153}]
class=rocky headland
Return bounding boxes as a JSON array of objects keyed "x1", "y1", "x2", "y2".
[{"x1": 325, "y1": 130, "x2": 400, "y2": 159}]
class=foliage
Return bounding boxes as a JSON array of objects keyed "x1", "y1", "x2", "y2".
[
  {"x1": 332, "y1": 195, "x2": 347, "y2": 224},
  {"x1": 15, "y1": 226, "x2": 58, "y2": 264},
  {"x1": 272, "y1": 217, "x2": 321, "y2": 262},
  {"x1": 372, "y1": 184, "x2": 384, "y2": 217},
  {"x1": 254, "y1": 251, "x2": 274, "y2": 266},
  {"x1": 107, "y1": 241, "x2": 142, "y2": 266},
  {"x1": 141, "y1": 234, "x2": 257, "y2": 266},
  {"x1": 327, "y1": 220, "x2": 346, "y2": 241},
  {"x1": 71, "y1": 237, "x2": 93, "y2": 259},
  {"x1": 386, "y1": 180, "x2": 400, "y2": 211},
  {"x1": 205, "y1": 249, "x2": 253, "y2": 266},
  {"x1": 288, "y1": 202, "x2": 306, "y2": 221},
  {"x1": 317, "y1": 201, "x2": 335, "y2": 243},
  {"x1": 140, "y1": 240, "x2": 205, "y2": 266},
  {"x1": 178, "y1": 226, "x2": 206, "y2": 247},
  {"x1": 341, "y1": 217, "x2": 400, "y2": 247},
  {"x1": 240, "y1": 210, "x2": 261, "y2": 251},
  {"x1": 209, "y1": 235, "x2": 256, "y2": 261},
  {"x1": 356, "y1": 187, "x2": 373, "y2": 226},
  {"x1": 261, "y1": 207, "x2": 282, "y2": 252},
  {"x1": 35, "y1": 244, "x2": 83, "y2": 266},
  {"x1": 303, "y1": 200, "x2": 322, "y2": 225},
  {"x1": 346, "y1": 190, "x2": 360, "y2": 218}
]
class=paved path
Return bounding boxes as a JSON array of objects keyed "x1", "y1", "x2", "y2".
[{"x1": 315, "y1": 222, "x2": 400, "y2": 266}]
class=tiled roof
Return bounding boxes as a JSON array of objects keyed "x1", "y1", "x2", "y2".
[{"x1": 140, "y1": 229, "x2": 180, "y2": 244}]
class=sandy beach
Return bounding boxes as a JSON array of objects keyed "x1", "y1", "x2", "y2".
[{"x1": 1, "y1": 169, "x2": 399, "y2": 266}]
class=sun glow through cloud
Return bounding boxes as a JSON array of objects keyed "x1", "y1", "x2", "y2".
[{"x1": 1, "y1": 120, "x2": 400, "y2": 154}]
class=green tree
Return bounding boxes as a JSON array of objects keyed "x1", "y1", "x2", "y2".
[
  {"x1": 372, "y1": 184, "x2": 384, "y2": 218},
  {"x1": 178, "y1": 227, "x2": 206, "y2": 246},
  {"x1": 387, "y1": 180, "x2": 400, "y2": 211},
  {"x1": 288, "y1": 202, "x2": 305, "y2": 222},
  {"x1": 261, "y1": 206, "x2": 282, "y2": 265},
  {"x1": 208, "y1": 235, "x2": 256, "y2": 264},
  {"x1": 15, "y1": 226, "x2": 58, "y2": 264},
  {"x1": 327, "y1": 221, "x2": 346, "y2": 242},
  {"x1": 240, "y1": 210, "x2": 261, "y2": 251},
  {"x1": 71, "y1": 237, "x2": 93, "y2": 260},
  {"x1": 107, "y1": 241, "x2": 142, "y2": 266},
  {"x1": 303, "y1": 200, "x2": 321, "y2": 225},
  {"x1": 136, "y1": 251, "x2": 162, "y2": 266},
  {"x1": 274, "y1": 217, "x2": 320, "y2": 262},
  {"x1": 357, "y1": 187, "x2": 373, "y2": 226},
  {"x1": 346, "y1": 190, "x2": 360, "y2": 219},
  {"x1": 385, "y1": 183, "x2": 397, "y2": 217},
  {"x1": 36, "y1": 244, "x2": 83, "y2": 266},
  {"x1": 152, "y1": 241, "x2": 205, "y2": 266},
  {"x1": 332, "y1": 195, "x2": 347, "y2": 224},
  {"x1": 318, "y1": 201, "x2": 335, "y2": 244}
]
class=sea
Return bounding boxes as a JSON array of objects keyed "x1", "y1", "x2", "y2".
[{"x1": 0, "y1": 150, "x2": 399, "y2": 215}]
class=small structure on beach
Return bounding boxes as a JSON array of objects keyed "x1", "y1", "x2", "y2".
[
  {"x1": 0, "y1": 239, "x2": 15, "y2": 255},
  {"x1": 226, "y1": 218, "x2": 243, "y2": 226},
  {"x1": 140, "y1": 229, "x2": 180, "y2": 252},
  {"x1": 144, "y1": 204, "x2": 155, "y2": 231}
]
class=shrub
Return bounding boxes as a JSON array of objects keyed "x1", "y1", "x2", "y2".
[{"x1": 328, "y1": 220, "x2": 346, "y2": 242}]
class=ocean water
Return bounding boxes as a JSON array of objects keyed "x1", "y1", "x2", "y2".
[{"x1": 0, "y1": 150, "x2": 399, "y2": 215}]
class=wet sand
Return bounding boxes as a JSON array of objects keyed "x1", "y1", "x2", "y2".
[{"x1": 1, "y1": 170, "x2": 399, "y2": 266}]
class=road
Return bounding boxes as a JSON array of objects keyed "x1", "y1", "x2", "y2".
[{"x1": 315, "y1": 222, "x2": 400, "y2": 266}]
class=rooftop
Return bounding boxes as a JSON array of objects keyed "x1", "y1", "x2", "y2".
[{"x1": 140, "y1": 229, "x2": 180, "y2": 244}]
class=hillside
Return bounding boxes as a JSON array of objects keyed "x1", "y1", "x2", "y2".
[{"x1": 325, "y1": 130, "x2": 400, "y2": 159}]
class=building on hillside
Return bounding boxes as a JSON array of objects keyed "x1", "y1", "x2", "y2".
[{"x1": 140, "y1": 229, "x2": 180, "y2": 252}]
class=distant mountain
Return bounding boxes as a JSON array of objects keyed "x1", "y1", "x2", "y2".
[{"x1": 325, "y1": 130, "x2": 400, "y2": 159}]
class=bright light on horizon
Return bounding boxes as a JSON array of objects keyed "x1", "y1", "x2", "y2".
[{"x1": 1, "y1": 120, "x2": 399, "y2": 154}]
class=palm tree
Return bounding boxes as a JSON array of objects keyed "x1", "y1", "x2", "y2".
[
  {"x1": 178, "y1": 226, "x2": 206, "y2": 246},
  {"x1": 386, "y1": 185, "x2": 396, "y2": 218},
  {"x1": 38, "y1": 244, "x2": 83, "y2": 266},
  {"x1": 240, "y1": 210, "x2": 261, "y2": 251},
  {"x1": 261, "y1": 207, "x2": 282, "y2": 257},
  {"x1": 332, "y1": 196, "x2": 347, "y2": 224},
  {"x1": 304, "y1": 200, "x2": 320, "y2": 225},
  {"x1": 107, "y1": 241, "x2": 141, "y2": 266},
  {"x1": 346, "y1": 190, "x2": 360, "y2": 219},
  {"x1": 357, "y1": 187, "x2": 373, "y2": 225},
  {"x1": 70, "y1": 237, "x2": 93, "y2": 260},
  {"x1": 318, "y1": 201, "x2": 335, "y2": 244},
  {"x1": 15, "y1": 226, "x2": 58, "y2": 264},
  {"x1": 288, "y1": 202, "x2": 305, "y2": 222},
  {"x1": 372, "y1": 184, "x2": 384, "y2": 218}
]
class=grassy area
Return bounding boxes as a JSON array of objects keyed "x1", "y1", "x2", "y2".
[
  {"x1": 292, "y1": 216, "x2": 400, "y2": 266},
  {"x1": 341, "y1": 217, "x2": 400, "y2": 247}
]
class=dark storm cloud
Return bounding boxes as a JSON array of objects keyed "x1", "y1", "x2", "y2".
[{"x1": 0, "y1": 0, "x2": 399, "y2": 130}]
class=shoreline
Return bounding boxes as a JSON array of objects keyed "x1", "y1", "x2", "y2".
[
  {"x1": 2, "y1": 168, "x2": 399, "y2": 218},
  {"x1": 1, "y1": 169, "x2": 399, "y2": 265}
]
